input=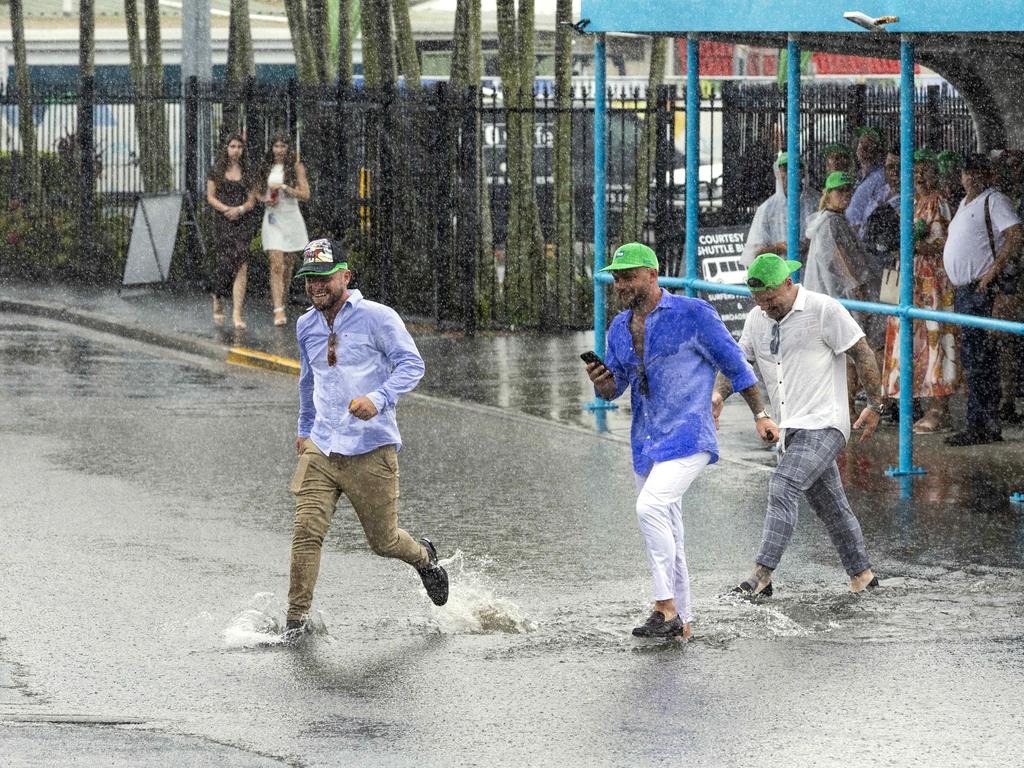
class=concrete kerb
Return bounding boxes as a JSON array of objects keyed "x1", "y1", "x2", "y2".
[{"x1": 0, "y1": 297, "x2": 298, "y2": 377}]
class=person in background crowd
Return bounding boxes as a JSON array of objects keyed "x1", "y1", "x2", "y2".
[
  {"x1": 937, "y1": 150, "x2": 965, "y2": 209},
  {"x1": 860, "y1": 146, "x2": 903, "y2": 360},
  {"x1": 991, "y1": 150, "x2": 1024, "y2": 424},
  {"x1": 942, "y1": 153, "x2": 1023, "y2": 445},
  {"x1": 261, "y1": 135, "x2": 311, "y2": 327},
  {"x1": 207, "y1": 134, "x2": 259, "y2": 330},
  {"x1": 740, "y1": 152, "x2": 818, "y2": 267},
  {"x1": 805, "y1": 172, "x2": 870, "y2": 302},
  {"x1": 847, "y1": 126, "x2": 891, "y2": 239},
  {"x1": 805, "y1": 171, "x2": 873, "y2": 416},
  {"x1": 823, "y1": 143, "x2": 856, "y2": 175},
  {"x1": 880, "y1": 149, "x2": 960, "y2": 433}
]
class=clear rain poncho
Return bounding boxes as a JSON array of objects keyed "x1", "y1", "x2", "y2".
[
  {"x1": 802, "y1": 208, "x2": 871, "y2": 300},
  {"x1": 740, "y1": 158, "x2": 819, "y2": 267}
]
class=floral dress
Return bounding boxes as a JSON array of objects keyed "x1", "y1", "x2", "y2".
[{"x1": 881, "y1": 192, "x2": 961, "y2": 398}]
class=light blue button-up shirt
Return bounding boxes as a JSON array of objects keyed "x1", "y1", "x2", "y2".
[
  {"x1": 296, "y1": 290, "x2": 425, "y2": 456},
  {"x1": 601, "y1": 290, "x2": 758, "y2": 476},
  {"x1": 846, "y1": 163, "x2": 891, "y2": 238}
]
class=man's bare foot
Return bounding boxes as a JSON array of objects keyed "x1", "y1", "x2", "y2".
[
  {"x1": 681, "y1": 622, "x2": 692, "y2": 641},
  {"x1": 850, "y1": 568, "x2": 879, "y2": 593}
]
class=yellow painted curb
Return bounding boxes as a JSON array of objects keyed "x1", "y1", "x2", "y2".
[{"x1": 226, "y1": 347, "x2": 301, "y2": 375}]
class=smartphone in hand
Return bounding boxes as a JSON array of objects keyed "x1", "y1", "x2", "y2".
[{"x1": 580, "y1": 350, "x2": 604, "y2": 366}]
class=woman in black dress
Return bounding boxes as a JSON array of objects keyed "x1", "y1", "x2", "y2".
[{"x1": 207, "y1": 134, "x2": 258, "y2": 329}]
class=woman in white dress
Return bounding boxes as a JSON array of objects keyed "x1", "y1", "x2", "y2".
[{"x1": 261, "y1": 135, "x2": 310, "y2": 326}]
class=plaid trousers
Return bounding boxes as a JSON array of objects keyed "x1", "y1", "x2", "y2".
[{"x1": 756, "y1": 428, "x2": 871, "y2": 576}]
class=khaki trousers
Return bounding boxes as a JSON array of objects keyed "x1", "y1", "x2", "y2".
[{"x1": 287, "y1": 440, "x2": 428, "y2": 621}]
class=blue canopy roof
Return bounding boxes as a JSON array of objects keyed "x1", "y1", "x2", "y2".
[{"x1": 579, "y1": 1, "x2": 1024, "y2": 34}]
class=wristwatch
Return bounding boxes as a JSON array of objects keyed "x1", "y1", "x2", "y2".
[
  {"x1": 754, "y1": 409, "x2": 771, "y2": 421},
  {"x1": 865, "y1": 402, "x2": 883, "y2": 414}
]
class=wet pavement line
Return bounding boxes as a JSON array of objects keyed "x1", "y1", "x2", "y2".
[
  {"x1": 0, "y1": 712, "x2": 146, "y2": 725},
  {"x1": 226, "y1": 347, "x2": 301, "y2": 375}
]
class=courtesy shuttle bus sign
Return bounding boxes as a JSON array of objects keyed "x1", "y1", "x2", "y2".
[{"x1": 696, "y1": 226, "x2": 754, "y2": 340}]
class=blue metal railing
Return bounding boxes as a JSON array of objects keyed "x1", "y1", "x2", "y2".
[{"x1": 591, "y1": 33, "x2": 1024, "y2": 499}]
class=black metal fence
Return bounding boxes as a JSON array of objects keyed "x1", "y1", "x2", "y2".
[{"x1": 0, "y1": 79, "x2": 977, "y2": 331}]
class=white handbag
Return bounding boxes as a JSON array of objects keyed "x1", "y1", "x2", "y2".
[{"x1": 879, "y1": 265, "x2": 900, "y2": 304}]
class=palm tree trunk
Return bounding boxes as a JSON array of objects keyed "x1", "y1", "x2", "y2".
[
  {"x1": 391, "y1": 0, "x2": 420, "y2": 90},
  {"x1": 142, "y1": 0, "x2": 171, "y2": 191},
  {"x1": 552, "y1": 0, "x2": 574, "y2": 326},
  {"x1": 284, "y1": 0, "x2": 318, "y2": 85},
  {"x1": 9, "y1": 0, "x2": 37, "y2": 191},
  {"x1": 621, "y1": 37, "x2": 667, "y2": 244}
]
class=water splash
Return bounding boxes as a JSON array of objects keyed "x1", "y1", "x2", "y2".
[
  {"x1": 423, "y1": 550, "x2": 537, "y2": 635},
  {"x1": 221, "y1": 592, "x2": 329, "y2": 648}
]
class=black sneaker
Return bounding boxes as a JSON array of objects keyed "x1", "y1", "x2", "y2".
[
  {"x1": 417, "y1": 537, "x2": 449, "y2": 606},
  {"x1": 632, "y1": 611, "x2": 685, "y2": 638},
  {"x1": 282, "y1": 618, "x2": 305, "y2": 643},
  {"x1": 945, "y1": 429, "x2": 1003, "y2": 446},
  {"x1": 730, "y1": 580, "x2": 774, "y2": 598}
]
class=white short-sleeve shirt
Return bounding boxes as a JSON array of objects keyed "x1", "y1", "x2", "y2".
[
  {"x1": 739, "y1": 286, "x2": 865, "y2": 442},
  {"x1": 943, "y1": 188, "x2": 1021, "y2": 287}
]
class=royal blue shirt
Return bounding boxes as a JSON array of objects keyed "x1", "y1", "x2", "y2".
[
  {"x1": 601, "y1": 290, "x2": 758, "y2": 476},
  {"x1": 297, "y1": 290, "x2": 425, "y2": 456}
]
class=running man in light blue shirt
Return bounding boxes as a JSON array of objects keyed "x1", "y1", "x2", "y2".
[
  {"x1": 586, "y1": 243, "x2": 777, "y2": 640},
  {"x1": 283, "y1": 238, "x2": 448, "y2": 642}
]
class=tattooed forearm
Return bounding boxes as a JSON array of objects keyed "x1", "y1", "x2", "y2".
[
  {"x1": 737, "y1": 383, "x2": 764, "y2": 416},
  {"x1": 849, "y1": 337, "x2": 882, "y2": 406},
  {"x1": 713, "y1": 372, "x2": 734, "y2": 400}
]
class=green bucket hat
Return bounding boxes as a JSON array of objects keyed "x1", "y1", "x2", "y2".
[
  {"x1": 936, "y1": 149, "x2": 963, "y2": 176},
  {"x1": 776, "y1": 152, "x2": 789, "y2": 166},
  {"x1": 913, "y1": 147, "x2": 938, "y2": 164},
  {"x1": 600, "y1": 242, "x2": 659, "y2": 272},
  {"x1": 746, "y1": 253, "x2": 801, "y2": 292},
  {"x1": 825, "y1": 171, "x2": 855, "y2": 190},
  {"x1": 294, "y1": 238, "x2": 349, "y2": 279}
]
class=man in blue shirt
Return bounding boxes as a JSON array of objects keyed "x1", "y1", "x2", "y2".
[
  {"x1": 846, "y1": 126, "x2": 892, "y2": 239},
  {"x1": 284, "y1": 238, "x2": 448, "y2": 641},
  {"x1": 587, "y1": 243, "x2": 777, "y2": 639}
]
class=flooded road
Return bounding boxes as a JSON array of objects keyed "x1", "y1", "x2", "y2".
[{"x1": 1, "y1": 314, "x2": 1023, "y2": 766}]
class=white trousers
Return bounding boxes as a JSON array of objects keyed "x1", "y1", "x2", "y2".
[{"x1": 634, "y1": 452, "x2": 711, "y2": 624}]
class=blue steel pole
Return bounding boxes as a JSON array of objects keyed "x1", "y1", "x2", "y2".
[
  {"x1": 887, "y1": 34, "x2": 926, "y2": 484},
  {"x1": 685, "y1": 33, "x2": 699, "y2": 297},
  {"x1": 593, "y1": 34, "x2": 608, "y2": 356},
  {"x1": 586, "y1": 34, "x2": 616, "y2": 414},
  {"x1": 787, "y1": 34, "x2": 800, "y2": 267}
]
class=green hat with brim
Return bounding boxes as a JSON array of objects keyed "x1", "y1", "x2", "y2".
[
  {"x1": 776, "y1": 152, "x2": 788, "y2": 166},
  {"x1": 600, "y1": 242, "x2": 659, "y2": 272},
  {"x1": 294, "y1": 238, "x2": 349, "y2": 279},
  {"x1": 746, "y1": 253, "x2": 801, "y2": 292},
  {"x1": 825, "y1": 170, "x2": 855, "y2": 190}
]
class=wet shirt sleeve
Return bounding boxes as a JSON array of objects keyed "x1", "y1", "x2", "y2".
[
  {"x1": 820, "y1": 298, "x2": 865, "y2": 355},
  {"x1": 600, "y1": 320, "x2": 631, "y2": 400},
  {"x1": 697, "y1": 302, "x2": 757, "y2": 392},
  {"x1": 296, "y1": 326, "x2": 315, "y2": 437},
  {"x1": 366, "y1": 307, "x2": 425, "y2": 414}
]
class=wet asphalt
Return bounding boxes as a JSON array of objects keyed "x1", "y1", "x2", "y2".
[{"x1": 1, "y1": 313, "x2": 1024, "y2": 767}]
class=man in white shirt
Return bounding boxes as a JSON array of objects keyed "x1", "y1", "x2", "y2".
[
  {"x1": 712, "y1": 254, "x2": 882, "y2": 596},
  {"x1": 942, "y1": 153, "x2": 1023, "y2": 445}
]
